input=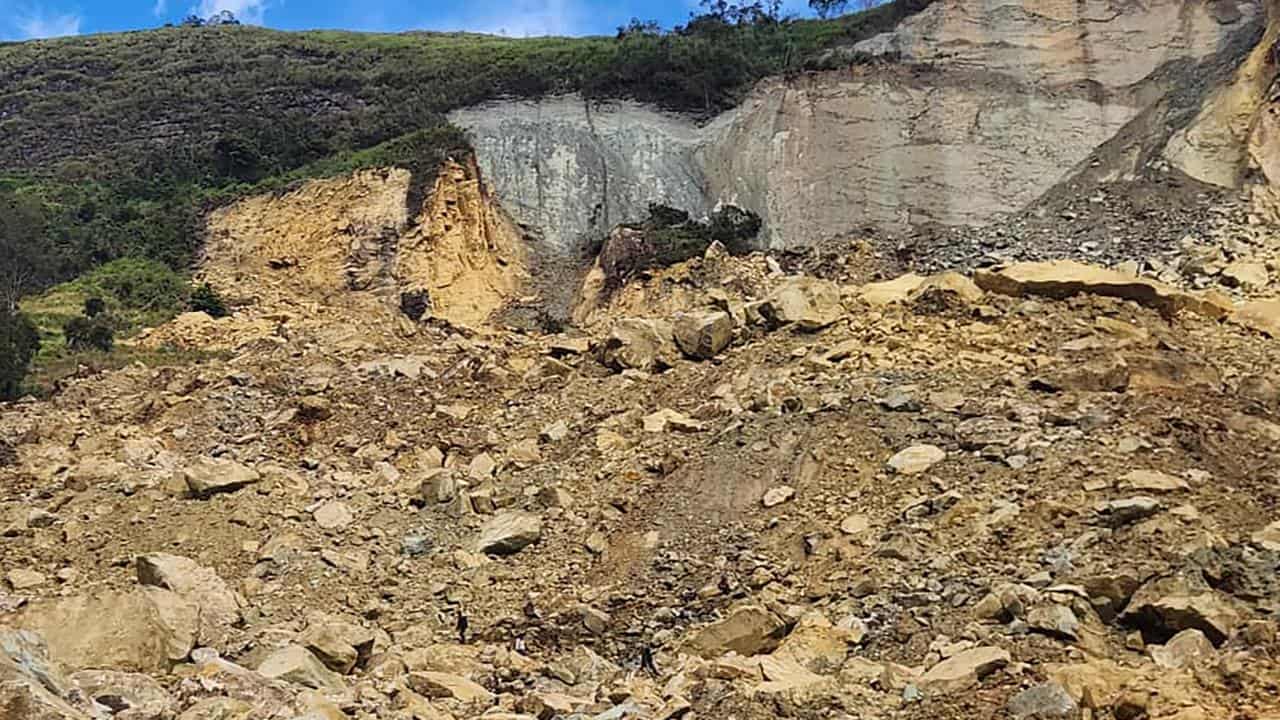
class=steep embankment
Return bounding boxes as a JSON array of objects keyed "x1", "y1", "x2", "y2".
[
  {"x1": 452, "y1": 0, "x2": 1272, "y2": 252},
  {"x1": 141, "y1": 158, "x2": 527, "y2": 350}
]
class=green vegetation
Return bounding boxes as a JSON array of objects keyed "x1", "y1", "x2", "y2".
[
  {"x1": 0, "y1": 311, "x2": 40, "y2": 400},
  {"x1": 600, "y1": 203, "x2": 763, "y2": 290}
]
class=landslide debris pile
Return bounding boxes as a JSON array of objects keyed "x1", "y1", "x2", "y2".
[{"x1": 2, "y1": 213, "x2": 1280, "y2": 719}]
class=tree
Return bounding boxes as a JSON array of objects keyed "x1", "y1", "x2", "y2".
[
  {"x1": 189, "y1": 283, "x2": 228, "y2": 318},
  {"x1": 63, "y1": 315, "x2": 114, "y2": 352},
  {"x1": 0, "y1": 311, "x2": 40, "y2": 400},
  {"x1": 84, "y1": 297, "x2": 106, "y2": 318},
  {"x1": 206, "y1": 10, "x2": 241, "y2": 26},
  {"x1": 811, "y1": 0, "x2": 881, "y2": 19},
  {"x1": 180, "y1": 14, "x2": 205, "y2": 27},
  {"x1": 0, "y1": 192, "x2": 54, "y2": 312}
]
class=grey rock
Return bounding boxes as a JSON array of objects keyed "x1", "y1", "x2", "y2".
[{"x1": 1007, "y1": 682, "x2": 1079, "y2": 719}]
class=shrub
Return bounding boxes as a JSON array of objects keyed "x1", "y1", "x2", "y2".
[
  {"x1": 189, "y1": 283, "x2": 229, "y2": 318},
  {"x1": 0, "y1": 311, "x2": 40, "y2": 399},
  {"x1": 63, "y1": 315, "x2": 115, "y2": 352},
  {"x1": 84, "y1": 296, "x2": 106, "y2": 318}
]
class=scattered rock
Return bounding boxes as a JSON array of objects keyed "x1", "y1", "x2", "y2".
[
  {"x1": 1149, "y1": 628, "x2": 1215, "y2": 669},
  {"x1": 69, "y1": 669, "x2": 173, "y2": 720},
  {"x1": 1118, "y1": 470, "x2": 1189, "y2": 493},
  {"x1": 918, "y1": 646, "x2": 1010, "y2": 694},
  {"x1": 673, "y1": 311, "x2": 734, "y2": 359},
  {"x1": 405, "y1": 671, "x2": 494, "y2": 704},
  {"x1": 1121, "y1": 575, "x2": 1241, "y2": 645},
  {"x1": 475, "y1": 512, "x2": 542, "y2": 555},
  {"x1": 684, "y1": 606, "x2": 788, "y2": 658},
  {"x1": 642, "y1": 408, "x2": 705, "y2": 433},
  {"x1": 1097, "y1": 497, "x2": 1161, "y2": 527},
  {"x1": 256, "y1": 645, "x2": 346, "y2": 691},
  {"x1": 887, "y1": 445, "x2": 946, "y2": 475},
  {"x1": 1007, "y1": 682, "x2": 1079, "y2": 720},
  {"x1": 7, "y1": 568, "x2": 46, "y2": 590},
  {"x1": 597, "y1": 318, "x2": 678, "y2": 373},
  {"x1": 839, "y1": 514, "x2": 870, "y2": 536},
  {"x1": 761, "y1": 486, "x2": 795, "y2": 508},
  {"x1": 182, "y1": 457, "x2": 261, "y2": 498},
  {"x1": 313, "y1": 501, "x2": 355, "y2": 530},
  {"x1": 758, "y1": 276, "x2": 844, "y2": 331}
]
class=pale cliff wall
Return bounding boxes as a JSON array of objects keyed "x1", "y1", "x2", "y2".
[{"x1": 450, "y1": 0, "x2": 1266, "y2": 253}]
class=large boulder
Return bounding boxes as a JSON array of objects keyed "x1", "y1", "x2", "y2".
[
  {"x1": 672, "y1": 311, "x2": 734, "y2": 359},
  {"x1": 684, "y1": 606, "x2": 788, "y2": 659},
  {"x1": 596, "y1": 318, "x2": 678, "y2": 373},
  {"x1": 1235, "y1": 298, "x2": 1280, "y2": 337},
  {"x1": 475, "y1": 512, "x2": 543, "y2": 555},
  {"x1": 758, "y1": 277, "x2": 844, "y2": 331},
  {"x1": 13, "y1": 589, "x2": 197, "y2": 673},
  {"x1": 136, "y1": 553, "x2": 240, "y2": 650},
  {"x1": 404, "y1": 671, "x2": 495, "y2": 704},
  {"x1": 975, "y1": 261, "x2": 1232, "y2": 319}
]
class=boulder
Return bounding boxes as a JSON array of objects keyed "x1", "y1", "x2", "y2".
[
  {"x1": 405, "y1": 671, "x2": 494, "y2": 703},
  {"x1": 770, "y1": 613, "x2": 862, "y2": 673},
  {"x1": 1235, "y1": 298, "x2": 1280, "y2": 337},
  {"x1": 684, "y1": 606, "x2": 788, "y2": 658},
  {"x1": 1149, "y1": 628, "x2": 1216, "y2": 669},
  {"x1": 7, "y1": 568, "x2": 46, "y2": 590},
  {"x1": 298, "y1": 621, "x2": 374, "y2": 674},
  {"x1": 672, "y1": 311, "x2": 734, "y2": 359},
  {"x1": 69, "y1": 669, "x2": 174, "y2": 719},
  {"x1": 1121, "y1": 575, "x2": 1241, "y2": 645},
  {"x1": 975, "y1": 261, "x2": 1232, "y2": 319},
  {"x1": 761, "y1": 486, "x2": 795, "y2": 508},
  {"x1": 182, "y1": 457, "x2": 261, "y2": 498},
  {"x1": 0, "y1": 629, "x2": 88, "y2": 720},
  {"x1": 1097, "y1": 497, "x2": 1161, "y2": 527},
  {"x1": 758, "y1": 277, "x2": 844, "y2": 331},
  {"x1": 475, "y1": 512, "x2": 543, "y2": 555},
  {"x1": 1253, "y1": 520, "x2": 1280, "y2": 551},
  {"x1": 15, "y1": 589, "x2": 197, "y2": 672},
  {"x1": 256, "y1": 646, "x2": 346, "y2": 691},
  {"x1": 135, "y1": 553, "x2": 239, "y2": 649},
  {"x1": 1027, "y1": 604, "x2": 1080, "y2": 641},
  {"x1": 596, "y1": 318, "x2": 678, "y2": 373},
  {"x1": 858, "y1": 274, "x2": 926, "y2": 306},
  {"x1": 887, "y1": 445, "x2": 946, "y2": 475},
  {"x1": 1007, "y1": 682, "x2": 1079, "y2": 720},
  {"x1": 176, "y1": 698, "x2": 255, "y2": 720},
  {"x1": 918, "y1": 646, "x2": 1010, "y2": 694},
  {"x1": 1221, "y1": 261, "x2": 1269, "y2": 290},
  {"x1": 313, "y1": 501, "x2": 354, "y2": 530}
]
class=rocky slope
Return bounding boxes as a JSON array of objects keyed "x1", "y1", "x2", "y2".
[{"x1": 452, "y1": 0, "x2": 1275, "y2": 252}]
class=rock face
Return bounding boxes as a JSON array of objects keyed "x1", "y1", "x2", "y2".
[{"x1": 451, "y1": 3, "x2": 1262, "y2": 251}]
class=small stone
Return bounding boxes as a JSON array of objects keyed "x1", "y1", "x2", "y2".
[
  {"x1": 401, "y1": 535, "x2": 430, "y2": 557},
  {"x1": 887, "y1": 445, "x2": 946, "y2": 475},
  {"x1": 839, "y1": 514, "x2": 869, "y2": 535},
  {"x1": 762, "y1": 486, "x2": 796, "y2": 508},
  {"x1": 642, "y1": 409, "x2": 705, "y2": 433},
  {"x1": 1027, "y1": 604, "x2": 1079, "y2": 641},
  {"x1": 540, "y1": 420, "x2": 569, "y2": 443},
  {"x1": 580, "y1": 606, "x2": 611, "y2": 635},
  {"x1": 1118, "y1": 470, "x2": 1189, "y2": 493},
  {"x1": 1097, "y1": 497, "x2": 1160, "y2": 527}
]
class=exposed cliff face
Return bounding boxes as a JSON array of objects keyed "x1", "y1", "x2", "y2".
[
  {"x1": 198, "y1": 159, "x2": 527, "y2": 336},
  {"x1": 451, "y1": 0, "x2": 1269, "y2": 253}
]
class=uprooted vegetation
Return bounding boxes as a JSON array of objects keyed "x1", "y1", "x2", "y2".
[{"x1": 596, "y1": 204, "x2": 763, "y2": 292}]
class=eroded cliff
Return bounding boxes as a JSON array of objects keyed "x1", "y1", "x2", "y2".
[{"x1": 451, "y1": 0, "x2": 1272, "y2": 253}]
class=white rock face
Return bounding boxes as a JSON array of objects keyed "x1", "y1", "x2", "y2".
[{"x1": 451, "y1": 1, "x2": 1264, "y2": 253}]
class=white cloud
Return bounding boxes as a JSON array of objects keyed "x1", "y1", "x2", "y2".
[
  {"x1": 12, "y1": 6, "x2": 82, "y2": 39},
  {"x1": 436, "y1": 0, "x2": 588, "y2": 37},
  {"x1": 196, "y1": 0, "x2": 269, "y2": 24},
  {"x1": 154, "y1": 0, "x2": 168, "y2": 17}
]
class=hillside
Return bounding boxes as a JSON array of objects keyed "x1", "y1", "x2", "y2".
[
  {"x1": 0, "y1": 2, "x2": 1279, "y2": 720},
  {"x1": 0, "y1": 1, "x2": 931, "y2": 298}
]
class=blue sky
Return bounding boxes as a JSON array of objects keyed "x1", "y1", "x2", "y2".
[{"x1": 1, "y1": 0, "x2": 822, "y2": 41}]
